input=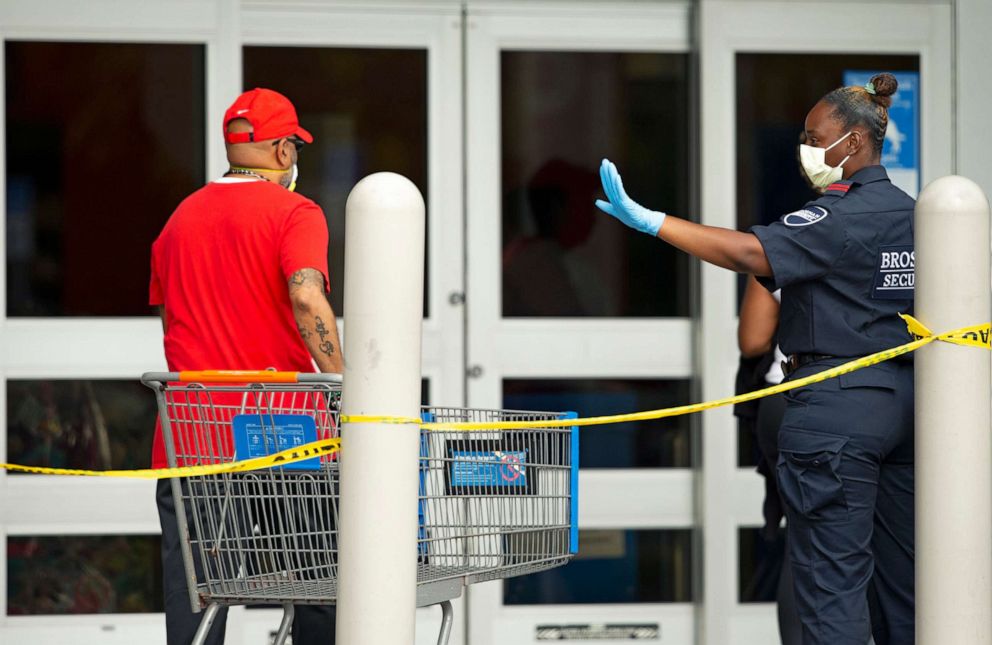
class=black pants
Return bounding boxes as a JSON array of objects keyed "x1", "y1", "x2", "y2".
[
  {"x1": 756, "y1": 392, "x2": 803, "y2": 645},
  {"x1": 777, "y1": 361, "x2": 914, "y2": 645},
  {"x1": 157, "y1": 479, "x2": 336, "y2": 645}
]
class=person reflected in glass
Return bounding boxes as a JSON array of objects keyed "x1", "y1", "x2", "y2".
[
  {"x1": 595, "y1": 73, "x2": 914, "y2": 645},
  {"x1": 503, "y1": 159, "x2": 606, "y2": 316}
]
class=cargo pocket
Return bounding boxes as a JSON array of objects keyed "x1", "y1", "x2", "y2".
[
  {"x1": 777, "y1": 429, "x2": 849, "y2": 521},
  {"x1": 838, "y1": 367, "x2": 895, "y2": 391}
]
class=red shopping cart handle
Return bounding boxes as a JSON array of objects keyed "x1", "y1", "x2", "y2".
[
  {"x1": 178, "y1": 370, "x2": 304, "y2": 383},
  {"x1": 140, "y1": 371, "x2": 342, "y2": 386}
]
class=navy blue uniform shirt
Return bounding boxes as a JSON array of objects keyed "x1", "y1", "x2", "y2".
[{"x1": 751, "y1": 165, "x2": 915, "y2": 357}]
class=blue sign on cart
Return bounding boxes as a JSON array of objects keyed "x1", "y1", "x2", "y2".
[
  {"x1": 232, "y1": 414, "x2": 320, "y2": 470},
  {"x1": 451, "y1": 450, "x2": 528, "y2": 488},
  {"x1": 843, "y1": 70, "x2": 920, "y2": 197}
]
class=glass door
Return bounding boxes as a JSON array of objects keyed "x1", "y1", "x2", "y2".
[
  {"x1": 698, "y1": 3, "x2": 952, "y2": 644},
  {"x1": 0, "y1": 0, "x2": 219, "y2": 642},
  {"x1": 465, "y1": 2, "x2": 696, "y2": 643},
  {"x1": 237, "y1": 2, "x2": 464, "y2": 643},
  {"x1": 1, "y1": 1, "x2": 465, "y2": 644}
]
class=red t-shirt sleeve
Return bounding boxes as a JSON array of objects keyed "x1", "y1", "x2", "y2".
[
  {"x1": 149, "y1": 241, "x2": 164, "y2": 306},
  {"x1": 280, "y1": 203, "x2": 331, "y2": 292}
]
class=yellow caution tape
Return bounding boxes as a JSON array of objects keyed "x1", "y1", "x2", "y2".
[
  {"x1": 902, "y1": 314, "x2": 992, "y2": 349},
  {"x1": 338, "y1": 416, "x2": 423, "y2": 425},
  {"x1": 0, "y1": 438, "x2": 340, "y2": 479},
  {"x1": 3, "y1": 317, "x2": 988, "y2": 476},
  {"x1": 342, "y1": 316, "x2": 991, "y2": 431}
]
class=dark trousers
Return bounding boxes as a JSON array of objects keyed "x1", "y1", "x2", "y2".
[
  {"x1": 777, "y1": 361, "x2": 914, "y2": 645},
  {"x1": 756, "y1": 392, "x2": 803, "y2": 645},
  {"x1": 157, "y1": 479, "x2": 336, "y2": 645}
]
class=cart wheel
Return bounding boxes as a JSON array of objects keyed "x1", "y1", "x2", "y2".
[{"x1": 272, "y1": 603, "x2": 295, "y2": 645}]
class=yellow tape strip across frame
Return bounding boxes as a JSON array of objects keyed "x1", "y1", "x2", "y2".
[
  {"x1": 344, "y1": 315, "x2": 991, "y2": 431},
  {"x1": 2, "y1": 316, "x2": 988, "y2": 477},
  {"x1": 0, "y1": 438, "x2": 340, "y2": 479}
]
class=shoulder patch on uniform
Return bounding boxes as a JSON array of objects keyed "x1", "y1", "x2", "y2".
[
  {"x1": 823, "y1": 181, "x2": 853, "y2": 197},
  {"x1": 782, "y1": 206, "x2": 829, "y2": 227}
]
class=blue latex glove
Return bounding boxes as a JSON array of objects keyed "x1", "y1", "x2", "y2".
[{"x1": 594, "y1": 158, "x2": 666, "y2": 236}]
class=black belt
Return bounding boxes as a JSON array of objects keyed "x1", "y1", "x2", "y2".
[{"x1": 782, "y1": 353, "x2": 836, "y2": 378}]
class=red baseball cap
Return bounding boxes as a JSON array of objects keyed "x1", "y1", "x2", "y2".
[{"x1": 223, "y1": 88, "x2": 313, "y2": 144}]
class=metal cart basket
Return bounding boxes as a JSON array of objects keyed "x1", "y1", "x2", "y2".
[{"x1": 141, "y1": 371, "x2": 579, "y2": 645}]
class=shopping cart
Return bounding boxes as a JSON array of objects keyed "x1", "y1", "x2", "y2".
[{"x1": 141, "y1": 371, "x2": 579, "y2": 645}]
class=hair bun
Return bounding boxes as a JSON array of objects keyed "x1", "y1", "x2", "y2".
[
  {"x1": 870, "y1": 73, "x2": 898, "y2": 97},
  {"x1": 868, "y1": 73, "x2": 898, "y2": 108}
]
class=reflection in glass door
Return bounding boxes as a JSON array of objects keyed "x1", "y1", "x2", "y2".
[
  {"x1": 500, "y1": 51, "x2": 691, "y2": 319},
  {"x1": 4, "y1": 40, "x2": 206, "y2": 318},
  {"x1": 466, "y1": 3, "x2": 695, "y2": 644}
]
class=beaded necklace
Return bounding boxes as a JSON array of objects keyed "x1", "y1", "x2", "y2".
[{"x1": 225, "y1": 168, "x2": 270, "y2": 182}]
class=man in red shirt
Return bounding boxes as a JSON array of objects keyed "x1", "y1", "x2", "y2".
[{"x1": 150, "y1": 87, "x2": 342, "y2": 645}]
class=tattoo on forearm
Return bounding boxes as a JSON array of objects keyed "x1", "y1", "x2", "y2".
[
  {"x1": 289, "y1": 269, "x2": 336, "y2": 359},
  {"x1": 315, "y1": 316, "x2": 335, "y2": 356}
]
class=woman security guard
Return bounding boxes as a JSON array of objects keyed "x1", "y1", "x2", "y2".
[{"x1": 595, "y1": 73, "x2": 914, "y2": 645}]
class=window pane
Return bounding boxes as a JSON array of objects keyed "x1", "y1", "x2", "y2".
[
  {"x1": 504, "y1": 529, "x2": 693, "y2": 604},
  {"x1": 243, "y1": 47, "x2": 429, "y2": 317},
  {"x1": 6, "y1": 380, "x2": 156, "y2": 471},
  {"x1": 739, "y1": 526, "x2": 785, "y2": 603},
  {"x1": 503, "y1": 379, "x2": 691, "y2": 468},
  {"x1": 501, "y1": 51, "x2": 690, "y2": 317},
  {"x1": 7, "y1": 535, "x2": 163, "y2": 615},
  {"x1": 5, "y1": 41, "x2": 206, "y2": 316},
  {"x1": 735, "y1": 53, "x2": 919, "y2": 232}
]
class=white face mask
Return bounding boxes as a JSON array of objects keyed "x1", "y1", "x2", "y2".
[{"x1": 799, "y1": 131, "x2": 852, "y2": 192}]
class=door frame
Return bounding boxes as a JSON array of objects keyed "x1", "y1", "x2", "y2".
[
  {"x1": 464, "y1": 2, "x2": 696, "y2": 643},
  {"x1": 697, "y1": 3, "x2": 952, "y2": 644}
]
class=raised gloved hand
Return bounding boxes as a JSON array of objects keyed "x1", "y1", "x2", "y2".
[{"x1": 594, "y1": 158, "x2": 666, "y2": 236}]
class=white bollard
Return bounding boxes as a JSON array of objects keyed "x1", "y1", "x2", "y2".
[
  {"x1": 915, "y1": 175, "x2": 992, "y2": 644},
  {"x1": 337, "y1": 172, "x2": 425, "y2": 645}
]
